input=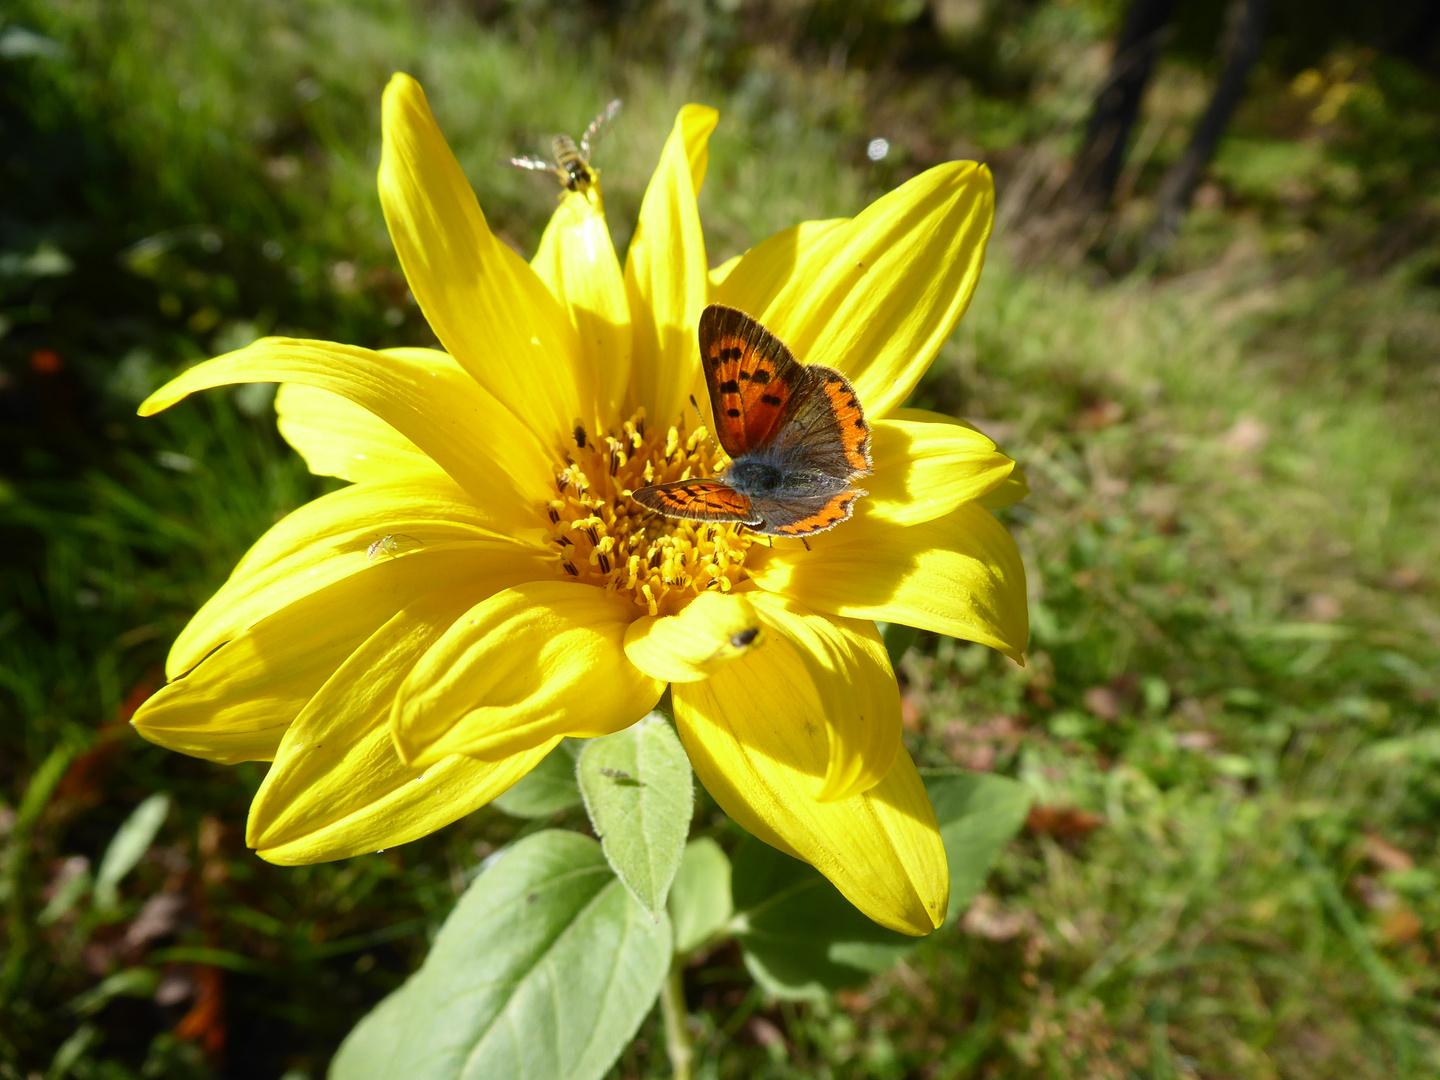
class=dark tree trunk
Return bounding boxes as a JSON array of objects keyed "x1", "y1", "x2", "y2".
[
  {"x1": 1148, "y1": 0, "x2": 1273, "y2": 249},
  {"x1": 1073, "y1": 0, "x2": 1180, "y2": 206}
]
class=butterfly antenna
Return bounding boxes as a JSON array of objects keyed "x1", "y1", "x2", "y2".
[
  {"x1": 801, "y1": 537, "x2": 811, "y2": 552},
  {"x1": 688, "y1": 394, "x2": 719, "y2": 454}
]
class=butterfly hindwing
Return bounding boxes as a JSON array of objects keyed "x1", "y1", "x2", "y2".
[
  {"x1": 630, "y1": 479, "x2": 761, "y2": 526},
  {"x1": 699, "y1": 305, "x2": 810, "y2": 459},
  {"x1": 750, "y1": 489, "x2": 864, "y2": 537},
  {"x1": 765, "y1": 363, "x2": 872, "y2": 484}
]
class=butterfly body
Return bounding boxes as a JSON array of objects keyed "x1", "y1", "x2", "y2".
[{"x1": 631, "y1": 305, "x2": 871, "y2": 538}]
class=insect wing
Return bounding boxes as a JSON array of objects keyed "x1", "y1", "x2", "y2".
[
  {"x1": 767, "y1": 362, "x2": 872, "y2": 482},
  {"x1": 698, "y1": 305, "x2": 811, "y2": 459},
  {"x1": 750, "y1": 489, "x2": 864, "y2": 537},
  {"x1": 630, "y1": 479, "x2": 761, "y2": 526},
  {"x1": 581, "y1": 99, "x2": 622, "y2": 158}
]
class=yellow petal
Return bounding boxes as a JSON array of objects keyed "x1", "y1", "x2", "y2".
[
  {"x1": 276, "y1": 382, "x2": 437, "y2": 484},
  {"x1": 133, "y1": 547, "x2": 531, "y2": 763},
  {"x1": 532, "y1": 186, "x2": 631, "y2": 425},
  {"x1": 709, "y1": 252, "x2": 742, "y2": 290},
  {"x1": 379, "y1": 73, "x2": 589, "y2": 447},
  {"x1": 673, "y1": 652, "x2": 945, "y2": 934},
  {"x1": 167, "y1": 476, "x2": 548, "y2": 678},
  {"x1": 141, "y1": 337, "x2": 558, "y2": 512},
  {"x1": 980, "y1": 464, "x2": 1030, "y2": 509},
  {"x1": 710, "y1": 218, "x2": 848, "y2": 307},
  {"x1": 249, "y1": 588, "x2": 555, "y2": 864},
  {"x1": 713, "y1": 163, "x2": 994, "y2": 418},
  {"x1": 756, "y1": 592, "x2": 902, "y2": 801},
  {"x1": 274, "y1": 349, "x2": 488, "y2": 484},
  {"x1": 890, "y1": 408, "x2": 1028, "y2": 512},
  {"x1": 393, "y1": 580, "x2": 664, "y2": 766},
  {"x1": 862, "y1": 417, "x2": 1015, "y2": 527},
  {"x1": 624, "y1": 104, "x2": 718, "y2": 428},
  {"x1": 623, "y1": 590, "x2": 764, "y2": 683},
  {"x1": 747, "y1": 501, "x2": 1029, "y2": 662}
]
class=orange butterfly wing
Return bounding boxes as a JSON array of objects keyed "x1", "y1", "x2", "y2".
[
  {"x1": 818, "y1": 370, "x2": 871, "y2": 474},
  {"x1": 630, "y1": 479, "x2": 761, "y2": 526},
  {"x1": 750, "y1": 489, "x2": 863, "y2": 536},
  {"x1": 698, "y1": 305, "x2": 809, "y2": 459}
]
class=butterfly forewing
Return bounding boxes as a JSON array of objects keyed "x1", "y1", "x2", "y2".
[
  {"x1": 630, "y1": 479, "x2": 761, "y2": 526},
  {"x1": 699, "y1": 305, "x2": 811, "y2": 459},
  {"x1": 764, "y1": 363, "x2": 872, "y2": 482}
]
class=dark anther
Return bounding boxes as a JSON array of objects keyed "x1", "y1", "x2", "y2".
[
  {"x1": 563, "y1": 562, "x2": 579, "y2": 576},
  {"x1": 597, "y1": 552, "x2": 611, "y2": 573},
  {"x1": 547, "y1": 508, "x2": 560, "y2": 523},
  {"x1": 730, "y1": 627, "x2": 759, "y2": 648}
]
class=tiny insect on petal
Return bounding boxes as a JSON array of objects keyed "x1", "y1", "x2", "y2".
[{"x1": 366, "y1": 534, "x2": 424, "y2": 561}]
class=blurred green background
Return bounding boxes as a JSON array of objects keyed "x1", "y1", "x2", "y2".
[{"x1": 2, "y1": 1, "x2": 1438, "y2": 1077}]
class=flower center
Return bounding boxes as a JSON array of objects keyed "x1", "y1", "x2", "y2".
[{"x1": 544, "y1": 410, "x2": 751, "y2": 616}]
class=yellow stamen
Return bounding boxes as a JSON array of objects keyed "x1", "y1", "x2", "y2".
[{"x1": 543, "y1": 409, "x2": 750, "y2": 616}]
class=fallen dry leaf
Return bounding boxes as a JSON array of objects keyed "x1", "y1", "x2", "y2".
[{"x1": 1026, "y1": 805, "x2": 1106, "y2": 840}]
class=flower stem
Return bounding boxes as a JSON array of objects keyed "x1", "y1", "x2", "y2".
[{"x1": 660, "y1": 958, "x2": 693, "y2": 1080}]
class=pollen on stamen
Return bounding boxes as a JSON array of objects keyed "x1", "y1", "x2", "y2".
[{"x1": 541, "y1": 407, "x2": 751, "y2": 616}]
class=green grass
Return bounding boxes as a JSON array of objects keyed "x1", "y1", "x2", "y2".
[{"x1": 3, "y1": 1, "x2": 1439, "y2": 1077}]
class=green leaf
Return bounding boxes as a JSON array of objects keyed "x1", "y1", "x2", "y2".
[
  {"x1": 731, "y1": 838, "x2": 912, "y2": 1001},
  {"x1": 577, "y1": 713, "x2": 692, "y2": 917},
  {"x1": 93, "y1": 793, "x2": 170, "y2": 909},
  {"x1": 330, "y1": 830, "x2": 670, "y2": 1080},
  {"x1": 493, "y1": 740, "x2": 583, "y2": 818},
  {"x1": 668, "y1": 837, "x2": 733, "y2": 955},
  {"x1": 922, "y1": 770, "x2": 1032, "y2": 922},
  {"x1": 729, "y1": 772, "x2": 1030, "y2": 999},
  {"x1": 69, "y1": 967, "x2": 160, "y2": 1016}
]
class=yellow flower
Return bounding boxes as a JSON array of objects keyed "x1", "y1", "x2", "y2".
[{"x1": 131, "y1": 74, "x2": 1028, "y2": 936}]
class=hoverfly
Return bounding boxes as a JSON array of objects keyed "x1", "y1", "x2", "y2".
[
  {"x1": 366, "y1": 533, "x2": 423, "y2": 561},
  {"x1": 511, "y1": 99, "x2": 621, "y2": 193}
]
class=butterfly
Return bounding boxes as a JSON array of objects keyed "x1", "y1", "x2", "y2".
[
  {"x1": 511, "y1": 99, "x2": 622, "y2": 193},
  {"x1": 630, "y1": 304, "x2": 871, "y2": 538}
]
